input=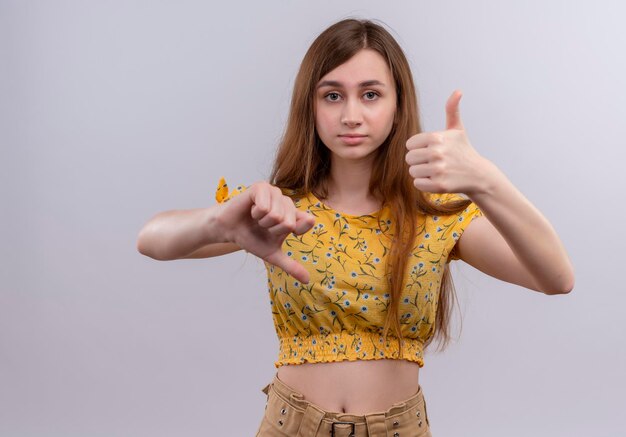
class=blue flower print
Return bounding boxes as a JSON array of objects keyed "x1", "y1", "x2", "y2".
[
  {"x1": 363, "y1": 293, "x2": 369, "y2": 299},
  {"x1": 312, "y1": 339, "x2": 317, "y2": 345},
  {"x1": 458, "y1": 216, "x2": 464, "y2": 222},
  {"x1": 411, "y1": 326, "x2": 417, "y2": 332},
  {"x1": 384, "y1": 293, "x2": 390, "y2": 299},
  {"x1": 424, "y1": 233, "x2": 430, "y2": 239},
  {"x1": 403, "y1": 297, "x2": 409, "y2": 303},
  {"x1": 302, "y1": 255, "x2": 308, "y2": 261},
  {"x1": 418, "y1": 262, "x2": 424, "y2": 268},
  {"x1": 351, "y1": 272, "x2": 358, "y2": 278},
  {"x1": 331, "y1": 310, "x2": 337, "y2": 316},
  {"x1": 374, "y1": 257, "x2": 380, "y2": 263},
  {"x1": 361, "y1": 306, "x2": 368, "y2": 312},
  {"x1": 284, "y1": 302, "x2": 291, "y2": 309},
  {"x1": 433, "y1": 216, "x2": 439, "y2": 221},
  {"x1": 344, "y1": 300, "x2": 350, "y2": 306},
  {"x1": 294, "y1": 281, "x2": 299, "y2": 287},
  {"x1": 287, "y1": 251, "x2": 293, "y2": 257},
  {"x1": 301, "y1": 314, "x2": 307, "y2": 321}
]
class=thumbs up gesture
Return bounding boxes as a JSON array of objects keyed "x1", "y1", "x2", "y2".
[{"x1": 405, "y1": 90, "x2": 489, "y2": 196}]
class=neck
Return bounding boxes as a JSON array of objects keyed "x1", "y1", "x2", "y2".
[{"x1": 326, "y1": 154, "x2": 377, "y2": 204}]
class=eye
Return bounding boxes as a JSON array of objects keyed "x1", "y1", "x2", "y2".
[
  {"x1": 325, "y1": 92, "x2": 341, "y2": 102},
  {"x1": 364, "y1": 91, "x2": 379, "y2": 100}
]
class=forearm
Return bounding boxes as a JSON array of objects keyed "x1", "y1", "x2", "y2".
[
  {"x1": 469, "y1": 160, "x2": 575, "y2": 293},
  {"x1": 136, "y1": 203, "x2": 230, "y2": 260}
]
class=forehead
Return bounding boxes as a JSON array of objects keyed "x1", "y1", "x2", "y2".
[{"x1": 317, "y1": 49, "x2": 393, "y2": 87}]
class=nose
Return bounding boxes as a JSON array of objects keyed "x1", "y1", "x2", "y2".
[{"x1": 340, "y1": 98, "x2": 363, "y2": 127}]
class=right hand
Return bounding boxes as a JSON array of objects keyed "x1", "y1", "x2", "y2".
[{"x1": 216, "y1": 181, "x2": 316, "y2": 283}]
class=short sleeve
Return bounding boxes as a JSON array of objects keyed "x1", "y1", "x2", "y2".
[
  {"x1": 215, "y1": 176, "x2": 249, "y2": 203},
  {"x1": 430, "y1": 192, "x2": 484, "y2": 261}
]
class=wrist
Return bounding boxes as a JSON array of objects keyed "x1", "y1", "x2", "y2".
[
  {"x1": 467, "y1": 158, "x2": 503, "y2": 199},
  {"x1": 204, "y1": 203, "x2": 233, "y2": 244}
]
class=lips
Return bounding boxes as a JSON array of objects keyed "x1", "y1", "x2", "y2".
[{"x1": 338, "y1": 134, "x2": 367, "y2": 145}]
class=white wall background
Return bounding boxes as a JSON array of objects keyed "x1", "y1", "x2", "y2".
[{"x1": 2, "y1": 1, "x2": 624, "y2": 436}]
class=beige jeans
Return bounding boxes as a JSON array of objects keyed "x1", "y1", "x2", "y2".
[{"x1": 255, "y1": 372, "x2": 433, "y2": 437}]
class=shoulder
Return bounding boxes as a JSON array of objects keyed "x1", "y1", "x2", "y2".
[{"x1": 215, "y1": 176, "x2": 251, "y2": 203}]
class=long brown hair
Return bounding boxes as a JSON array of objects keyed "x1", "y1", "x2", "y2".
[{"x1": 268, "y1": 18, "x2": 473, "y2": 355}]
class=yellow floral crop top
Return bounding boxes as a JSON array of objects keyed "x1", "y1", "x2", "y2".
[{"x1": 215, "y1": 177, "x2": 483, "y2": 368}]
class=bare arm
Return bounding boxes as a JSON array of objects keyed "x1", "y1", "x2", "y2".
[
  {"x1": 136, "y1": 181, "x2": 315, "y2": 283},
  {"x1": 136, "y1": 203, "x2": 241, "y2": 261}
]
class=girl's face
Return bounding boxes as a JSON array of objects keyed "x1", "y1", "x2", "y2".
[{"x1": 314, "y1": 48, "x2": 397, "y2": 163}]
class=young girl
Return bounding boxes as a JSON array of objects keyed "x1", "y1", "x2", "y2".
[{"x1": 137, "y1": 18, "x2": 574, "y2": 437}]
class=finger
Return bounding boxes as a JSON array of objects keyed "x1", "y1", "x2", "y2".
[
  {"x1": 250, "y1": 185, "x2": 271, "y2": 221},
  {"x1": 406, "y1": 132, "x2": 444, "y2": 151},
  {"x1": 408, "y1": 162, "x2": 435, "y2": 179},
  {"x1": 405, "y1": 148, "x2": 430, "y2": 166},
  {"x1": 265, "y1": 250, "x2": 311, "y2": 284},
  {"x1": 445, "y1": 89, "x2": 464, "y2": 130},
  {"x1": 267, "y1": 196, "x2": 297, "y2": 235},
  {"x1": 412, "y1": 177, "x2": 438, "y2": 193},
  {"x1": 294, "y1": 210, "x2": 315, "y2": 235},
  {"x1": 257, "y1": 187, "x2": 284, "y2": 228}
]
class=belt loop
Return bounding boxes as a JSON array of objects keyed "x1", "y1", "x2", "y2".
[
  {"x1": 261, "y1": 383, "x2": 271, "y2": 396},
  {"x1": 364, "y1": 412, "x2": 387, "y2": 435},
  {"x1": 423, "y1": 396, "x2": 430, "y2": 426},
  {"x1": 296, "y1": 403, "x2": 325, "y2": 436}
]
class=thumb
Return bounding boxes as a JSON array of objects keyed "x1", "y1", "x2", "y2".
[
  {"x1": 265, "y1": 250, "x2": 311, "y2": 284},
  {"x1": 445, "y1": 89, "x2": 465, "y2": 130}
]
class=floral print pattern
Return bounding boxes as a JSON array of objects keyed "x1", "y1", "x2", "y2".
[{"x1": 215, "y1": 178, "x2": 483, "y2": 368}]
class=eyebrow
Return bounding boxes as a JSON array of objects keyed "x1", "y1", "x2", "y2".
[{"x1": 316, "y1": 80, "x2": 386, "y2": 89}]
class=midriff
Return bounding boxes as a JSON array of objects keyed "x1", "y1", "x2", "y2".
[{"x1": 276, "y1": 358, "x2": 420, "y2": 414}]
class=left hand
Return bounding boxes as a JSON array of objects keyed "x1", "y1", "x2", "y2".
[{"x1": 405, "y1": 90, "x2": 488, "y2": 196}]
